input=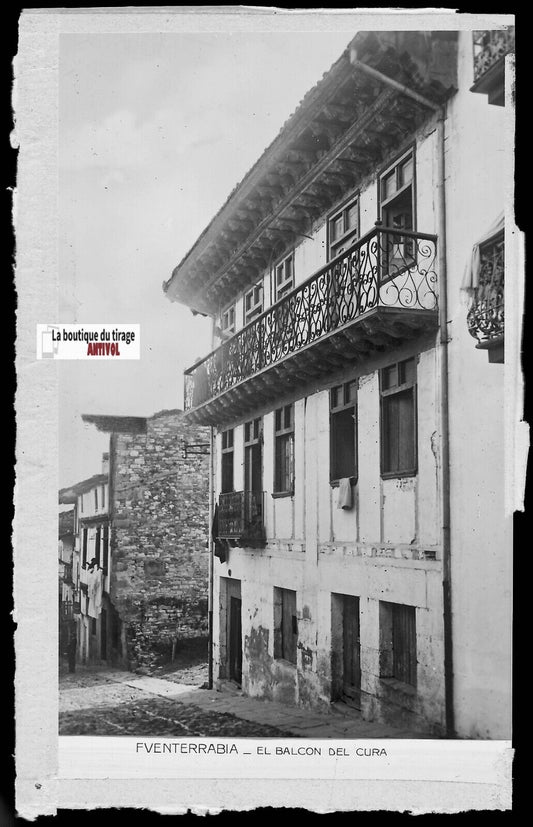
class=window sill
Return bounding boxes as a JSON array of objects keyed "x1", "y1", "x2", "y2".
[
  {"x1": 381, "y1": 469, "x2": 417, "y2": 481},
  {"x1": 271, "y1": 491, "x2": 294, "y2": 499},
  {"x1": 329, "y1": 477, "x2": 357, "y2": 488},
  {"x1": 380, "y1": 677, "x2": 417, "y2": 696},
  {"x1": 274, "y1": 657, "x2": 297, "y2": 669}
]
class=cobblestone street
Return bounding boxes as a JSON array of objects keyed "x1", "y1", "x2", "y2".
[{"x1": 59, "y1": 662, "x2": 428, "y2": 739}]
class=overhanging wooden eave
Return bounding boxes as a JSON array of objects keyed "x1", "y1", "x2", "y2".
[{"x1": 182, "y1": 306, "x2": 438, "y2": 426}]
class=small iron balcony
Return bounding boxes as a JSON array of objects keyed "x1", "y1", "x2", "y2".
[
  {"x1": 218, "y1": 490, "x2": 266, "y2": 547},
  {"x1": 467, "y1": 232, "x2": 504, "y2": 362},
  {"x1": 184, "y1": 225, "x2": 438, "y2": 424},
  {"x1": 471, "y1": 29, "x2": 515, "y2": 106}
]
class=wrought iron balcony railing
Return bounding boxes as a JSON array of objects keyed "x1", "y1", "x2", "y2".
[
  {"x1": 473, "y1": 29, "x2": 515, "y2": 84},
  {"x1": 185, "y1": 225, "x2": 437, "y2": 411},
  {"x1": 218, "y1": 490, "x2": 266, "y2": 546},
  {"x1": 467, "y1": 232, "x2": 504, "y2": 353}
]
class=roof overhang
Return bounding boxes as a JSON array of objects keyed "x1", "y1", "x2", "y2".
[
  {"x1": 59, "y1": 474, "x2": 108, "y2": 504},
  {"x1": 164, "y1": 30, "x2": 457, "y2": 317}
]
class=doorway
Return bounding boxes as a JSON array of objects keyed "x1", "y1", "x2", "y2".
[
  {"x1": 332, "y1": 593, "x2": 361, "y2": 709},
  {"x1": 100, "y1": 607, "x2": 107, "y2": 661},
  {"x1": 225, "y1": 579, "x2": 242, "y2": 685}
]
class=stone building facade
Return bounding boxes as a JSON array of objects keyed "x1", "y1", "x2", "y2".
[{"x1": 60, "y1": 409, "x2": 210, "y2": 670}]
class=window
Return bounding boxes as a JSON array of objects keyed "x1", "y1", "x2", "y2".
[
  {"x1": 80, "y1": 494, "x2": 84, "y2": 514},
  {"x1": 102, "y1": 525, "x2": 109, "y2": 573},
  {"x1": 274, "y1": 587, "x2": 298, "y2": 664},
  {"x1": 380, "y1": 602, "x2": 417, "y2": 687},
  {"x1": 274, "y1": 253, "x2": 294, "y2": 301},
  {"x1": 221, "y1": 428, "x2": 234, "y2": 494},
  {"x1": 101, "y1": 484, "x2": 106, "y2": 509},
  {"x1": 330, "y1": 380, "x2": 357, "y2": 482},
  {"x1": 244, "y1": 282, "x2": 263, "y2": 325},
  {"x1": 244, "y1": 418, "x2": 262, "y2": 493},
  {"x1": 95, "y1": 527, "x2": 101, "y2": 567},
  {"x1": 94, "y1": 487, "x2": 98, "y2": 511},
  {"x1": 274, "y1": 404, "x2": 294, "y2": 494},
  {"x1": 379, "y1": 151, "x2": 415, "y2": 272},
  {"x1": 380, "y1": 358, "x2": 417, "y2": 477},
  {"x1": 328, "y1": 197, "x2": 359, "y2": 260},
  {"x1": 221, "y1": 304, "x2": 236, "y2": 336},
  {"x1": 82, "y1": 527, "x2": 88, "y2": 567}
]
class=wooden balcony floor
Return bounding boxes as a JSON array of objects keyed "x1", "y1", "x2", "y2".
[{"x1": 185, "y1": 305, "x2": 437, "y2": 425}]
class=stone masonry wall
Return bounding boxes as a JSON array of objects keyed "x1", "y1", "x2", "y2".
[{"x1": 109, "y1": 410, "x2": 210, "y2": 669}]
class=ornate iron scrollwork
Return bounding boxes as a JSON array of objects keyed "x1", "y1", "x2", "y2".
[{"x1": 184, "y1": 226, "x2": 437, "y2": 410}]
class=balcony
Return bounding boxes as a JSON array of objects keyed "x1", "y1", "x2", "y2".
[
  {"x1": 470, "y1": 29, "x2": 515, "y2": 106},
  {"x1": 184, "y1": 226, "x2": 438, "y2": 425},
  {"x1": 218, "y1": 491, "x2": 266, "y2": 548},
  {"x1": 467, "y1": 232, "x2": 504, "y2": 363}
]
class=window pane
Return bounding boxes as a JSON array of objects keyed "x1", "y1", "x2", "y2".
[
  {"x1": 400, "y1": 157, "x2": 413, "y2": 187},
  {"x1": 284, "y1": 404, "x2": 293, "y2": 429},
  {"x1": 344, "y1": 380, "x2": 357, "y2": 405},
  {"x1": 382, "y1": 365, "x2": 397, "y2": 391},
  {"x1": 221, "y1": 452, "x2": 234, "y2": 493},
  {"x1": 392, "y1": 604, "x2": 416, "y2": 685},
  {"x1": 383, "y1": 395, "x2": 400, "y2": 473},
  {"x1": 331, "y1": 408, "x2": 356, "y2": 480},
  {"x1": 275, "y1": 408, "x2": 282, "y2": 431},
  {"x1": 382, "y1": 171, "x2": 396, "y2": 200},
  {"x1": 346, "y1": 203, "x2": 358, "y2": 231},
  {"x1": 397, "y1": 390, "x2": 415, "y2": 471}
]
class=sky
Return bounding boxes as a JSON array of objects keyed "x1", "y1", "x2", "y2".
[{"x1": 57, "y1": 29, "x2": 354, "y2": 487}]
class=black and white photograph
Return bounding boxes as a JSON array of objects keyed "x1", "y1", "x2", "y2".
[{"x1": 14, "y1": 7, "x2": 519, "y2": 816}]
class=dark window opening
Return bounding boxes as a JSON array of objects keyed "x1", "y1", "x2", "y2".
[
  {"x1": 274, "y1": 404, "x2": 294, "y2": 494},
  {"x1": 82, "y1": 528, "x2": 88, "y2": 567},
  {"x1": 380, "y1": 358, "x2": 417, "y2": 477},
  {"x1": 102, "y1": 525, "x2": 109, "y2": 573},
  {"x1": 274, "y1": 587, "x2": 298, "y2": 664},
  {"x1": 330, "y1": 380, "x2": 357, "y2": 482},
  {"x1": 221, "y1": 428, "x2": 234, "y2": 494},
  {"x1": 380, "y1": 601, "x2": 417, "y2": 687}
]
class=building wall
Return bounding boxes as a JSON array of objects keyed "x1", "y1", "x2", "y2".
[
  {"x1": 441, "y1": 30, "x2": 511, "y2": 739},
  {"x1": 110, "y1": 411, "x2": 210, "y2": 669},
  {"x1": 208, "y1": 31, "x2": 511, "y2": 738},
  {"x1": 213, "y1": 334, "x2": 446, "y2": 734}
]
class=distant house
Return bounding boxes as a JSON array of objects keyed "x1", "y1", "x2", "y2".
[
  {"x1": 59, "y1": 409, "x2": 210, "y2": 670},
  {"x1": 164, "y1": 30, "x2": 515, "y2": 738}
]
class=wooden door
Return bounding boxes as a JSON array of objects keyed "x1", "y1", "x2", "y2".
[
  {"x1": 229, "y1": 596, "x2": 242, "y2": 684},
  {"x1": 100, "y1": 607, "x2": 107, "y2": 661},
  {"x1": 342, "y1": 595, "x2": 361, "y2": 709}
]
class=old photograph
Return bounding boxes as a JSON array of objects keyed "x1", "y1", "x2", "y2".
[{"x1": 15, "y1": 8, "x2": 519, "y2": 817}]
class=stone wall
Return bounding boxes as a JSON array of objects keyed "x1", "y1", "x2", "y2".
[{"x1": 109, "y1": 410, "x2": 210, "y2": 669}]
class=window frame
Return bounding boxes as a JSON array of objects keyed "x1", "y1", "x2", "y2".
[
  {"x1": 273, "y1": 404, "x2": 295, "y2": 496},
  {"x1": 329, "y1": 380, "x2": 358, "y2": 485},
  {"x1": 220, "y1": 428, "x2": 235, "y2": 494},
  {"x1": 273, "y1": 252, "x2": 294, "y2": 302},
  {"x1": 327, "y1": 195, "x2": 360, "y2": 261},
  {"x1": 379, "y1": 601, "x2": 417, "y2": 688},
  {"x1": 380, "y1": 357, "x2": 418, "y2": 479},
  {"x1": 274, "y1": 586, "x2": 298, "y2": 665},
  {"x1": 243, "y1": 281, "x2": 264, "y2": 326},
  {"x1": 379, "y1": 148, "x2": 416, "y2": 224},
  {"x1": 220, "y1": 303, "x2": 236, "y2": 336}
]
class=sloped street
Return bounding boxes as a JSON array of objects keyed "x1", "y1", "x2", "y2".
[{"x1": 59, "y1": 659, "x2": 427, "y2": 740}]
